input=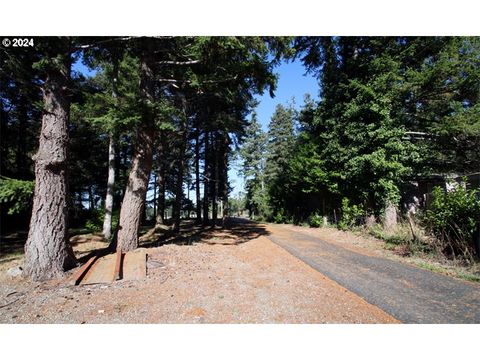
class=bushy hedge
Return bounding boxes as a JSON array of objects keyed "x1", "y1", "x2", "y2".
[{"x1": 424, "y1": 184, "x2": 480, "y2": 262}]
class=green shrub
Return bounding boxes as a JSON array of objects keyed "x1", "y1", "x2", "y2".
[
  {"x1": 273, "y1": 208, "x2": 287, "y2": 224},
  {"x1": 84, "y1": 208, "x2": 119, "y2": 234},
  {"x1": 0, "y1": 176, "x2": 34, "y2": 214},
  {"x1": 424, "y1": 184, "x2": 480, "y2": 262},
  {"x1": 85, "y1": 218, "x2": 102, "y2": 233},
  {"x1": 368, "y1": 221, "x2": 429, "y2": 256},
  {"x1": 308, "y1": 212, "x2": 323, "y2": 228},
  {"x1": 338, "y1": 198, "x2": 365, "y2": 230}
]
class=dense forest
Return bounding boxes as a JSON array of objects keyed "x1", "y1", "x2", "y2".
[
  {"x1": 240, "y1": 37, "x2": 480, "y2": 263},
  {"x1": 1, "y1": 36, "x2": 479, "y2": 281}
]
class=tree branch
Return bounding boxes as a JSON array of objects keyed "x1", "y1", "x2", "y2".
[
  {"x1": 156, "y1": 60, "x2": 200, "y2": 66},
  {"x1": 75, "y1": 37, "x2": 135, "y2": 50}
]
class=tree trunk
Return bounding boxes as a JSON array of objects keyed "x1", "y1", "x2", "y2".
[
  {"x1": 118, "y1": 139, "x2": 129, "y2": 202},
  {"x1": 155, "y1": 171, "x2": 165, "y2": 225},
  {"x1": 365, "y1": 214, "x2": 376, "y2": 228},
  {"x1": 202, "y1": 130, "x2": 210, "y2": 226},
  {"x1": 155, "y1": 132, "x2": 166, "y2": 226},
  {"x1": 173, "y1": 97, "x2": 188, "y2": 232},
  {"x1": 195, "y1": 128, "x2": 202, "y2": 223},
  {"x1": 116, "y1": 126, "x2": 154, "y2": 251},
  {"x1": 212, "y1": 136, "x2": 219, "y2": 226},
  {"x1": 102, "y1": 58, "x2": 119, "y2": 240},
  {"x1": 141, "y1": 193, "x2": 147, "y2": 223},
  {"x1": 474, "y1": 220, "x2": 480, "y2": 257},
  {"x1": 88, "y1": 186, "x2": 95, "y2": 210},
  {"x1": 222, "y1": 135, "x2": 229, "y2": 227},
  {"x1": 383, "y1": 201, "x2": 398, "y2": 233},
  {"x1": 116, "y1": 53, "x2": 155, "y2": 252},
  {"x1": 24, "y1": 43, "x2": 76, "y2": 280},
  {"x1": 102, "y1": 135, "x2": 116, "y2": 239},
  {"x1": 173, "y1": 163, "x2": 184, "y2": 232},
  {"x1": 153, "y1": 173, "x2": 157, "y2": 220}
]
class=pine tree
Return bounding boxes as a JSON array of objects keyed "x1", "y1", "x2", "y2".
[
  {"x1": 264, "y1": 102, "x2": 297, "y2": 217},
  {"x1": 265, "y1": 103, "x2": 296, "y2": 183},
  {"x1": 240, "y1": 112, "x2": 269, "y2": 219},
  {"x1": 81, "y1": 52, "x2": 141, "y2": 239},
  {"x1": 285, "y1": 36, "x2": 480, "y2": 225},
  {"x1": 23, "y1": 37, "x2": 77, "y2": 280},
  {"x1": 116, "y1": 39, "x2": 157, "y2": 251}
]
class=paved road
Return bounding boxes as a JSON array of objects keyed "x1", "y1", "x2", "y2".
[{"x1": 264, "y1": 224, "x2": 480, "y2": 323}]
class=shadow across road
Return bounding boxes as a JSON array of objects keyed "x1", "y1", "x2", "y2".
[{"x1": 141, "y1": 217, "x2": 270, "y2": 248}]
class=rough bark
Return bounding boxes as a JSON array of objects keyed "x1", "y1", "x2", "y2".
[
  {"x1": 155, "y1": 132, "x2": 166, "y2": 226},
  {"x1": 365, "y1": 214, "x2": 376, "y2": 228},
  {"x1": 173, "y1": 98, "x2": 188, "y2": 232},
  {"x1": 102, "y1": 135, "x2": 116, "y2": 239},
  {"x1": 173, "y1": 157, "x2": 185, "y2": 231},
  {"x1": 383, "y1": 201, "x2": 398, "y2": 233},
  {"x1": 202, "y1": 130, "x2": 210, "y2": 226},
  {"x1": 153, "y1": 173, "x2": 157, "y2": 220},
  {"x1": 195, "y1": 128, "x2": 202, "y2": 223},
  {"x1": 116, "y1": 54, "x2": 155, "y2": 252},
  {"x1": 222, "y1": 136, "x2": 229, "y2": 227},
  {"x1": 155, "y1": 170, "x2": 166, "y2": 225},
  {"x1": 212, "y1": 136, "x2": 219, "y2": 225},
  {"x1": 116, "y1": 125, "x2": 154, "y2": 251},
  {"x1": 24, "y1": 44, "x2": 76, "y2": 281}
]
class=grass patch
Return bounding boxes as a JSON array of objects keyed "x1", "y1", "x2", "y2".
[
  {"x1": 457, "y1": 271, "x2": 480, "y2": 283},
  {"x1": 414, "y1": 261, "x2": 447, "y2": 274},
  {"x1": 411, "y1": 260, "x2": 480, "y2": 283},
  {"x1": 383, "y1": 242, "x2": 397, "y2": 251},
  {"x1": 365, "y1": 222, "x2": 480, "y2": 283}
]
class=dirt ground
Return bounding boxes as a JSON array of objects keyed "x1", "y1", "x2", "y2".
[{"x1": 0, "y1": 221, "x2": 398, "y2": 324}]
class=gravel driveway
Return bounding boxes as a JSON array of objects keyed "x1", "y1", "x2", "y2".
[{"x1": 0, "y1": 220, "x2": 397, "y2": 323}]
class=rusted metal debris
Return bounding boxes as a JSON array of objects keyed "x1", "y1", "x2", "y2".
[
  {"x1": 70, "y1": 255, "x2": 99, "y2": 286},
  {"x1": 113, "y1": 249, "x2": 123, "y2": 282},
  {"x1": 70, "y1": 250, "x2": 147, "y2": 286}
]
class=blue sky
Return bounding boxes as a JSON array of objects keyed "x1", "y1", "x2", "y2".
[
  {"x1": 255, "y1": 60, "x2": 319, "y2": 131},
  {"x1": 229, "y1": 59, "x2": 319, "y2": 196},
  {"x1": 73, "y1": 56, "x2": 320, "y2": 198}
]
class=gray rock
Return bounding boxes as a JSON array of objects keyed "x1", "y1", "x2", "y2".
[{"x1": 7, "y1": 266, "x2": 23, "y2": 277}]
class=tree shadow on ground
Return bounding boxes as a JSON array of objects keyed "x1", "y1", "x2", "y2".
[
  {"x1": 1, "y1": 218, "x2": 269, "y2": 267},
  {"x1": 0, "y1": 231, "x2": 28, "y2": 263},
  {"x1": 0, "y1": 229, "x2": 106, "y2": 264},
  {"x1": 141, "y1": 217, "x2": 271, "y2": 248}
]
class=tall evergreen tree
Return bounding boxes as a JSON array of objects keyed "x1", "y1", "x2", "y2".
[
  {"x1": 23, "y1": 38, "x2": 77, "y2": 280},
  {"x1": 81, "y1": 52, "x2": 141, "y2": 239},
  {"x1": 283, "y1": 36, "x2": 480, "y2": 225},
  {"x1": 240, "y1": 112, "x2": 269, "y2": 219},
  {"x1": 116, "y1": 38, "x2": 158, "y2": 251},
  {"x1": 265, "y1": 103, "x2": 296, "y2": 217},
  {"x1": 265, "y1": 103, "x2": 296, "y2": 183}
]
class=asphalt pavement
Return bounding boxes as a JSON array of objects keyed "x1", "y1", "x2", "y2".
[{"x1": 266, "y1": 224, "x2": 480, "y2": 323}]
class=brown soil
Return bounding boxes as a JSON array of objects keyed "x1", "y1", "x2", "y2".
[{"x1": 0, "y1": 221, "x2": 398, "y2": 323}]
